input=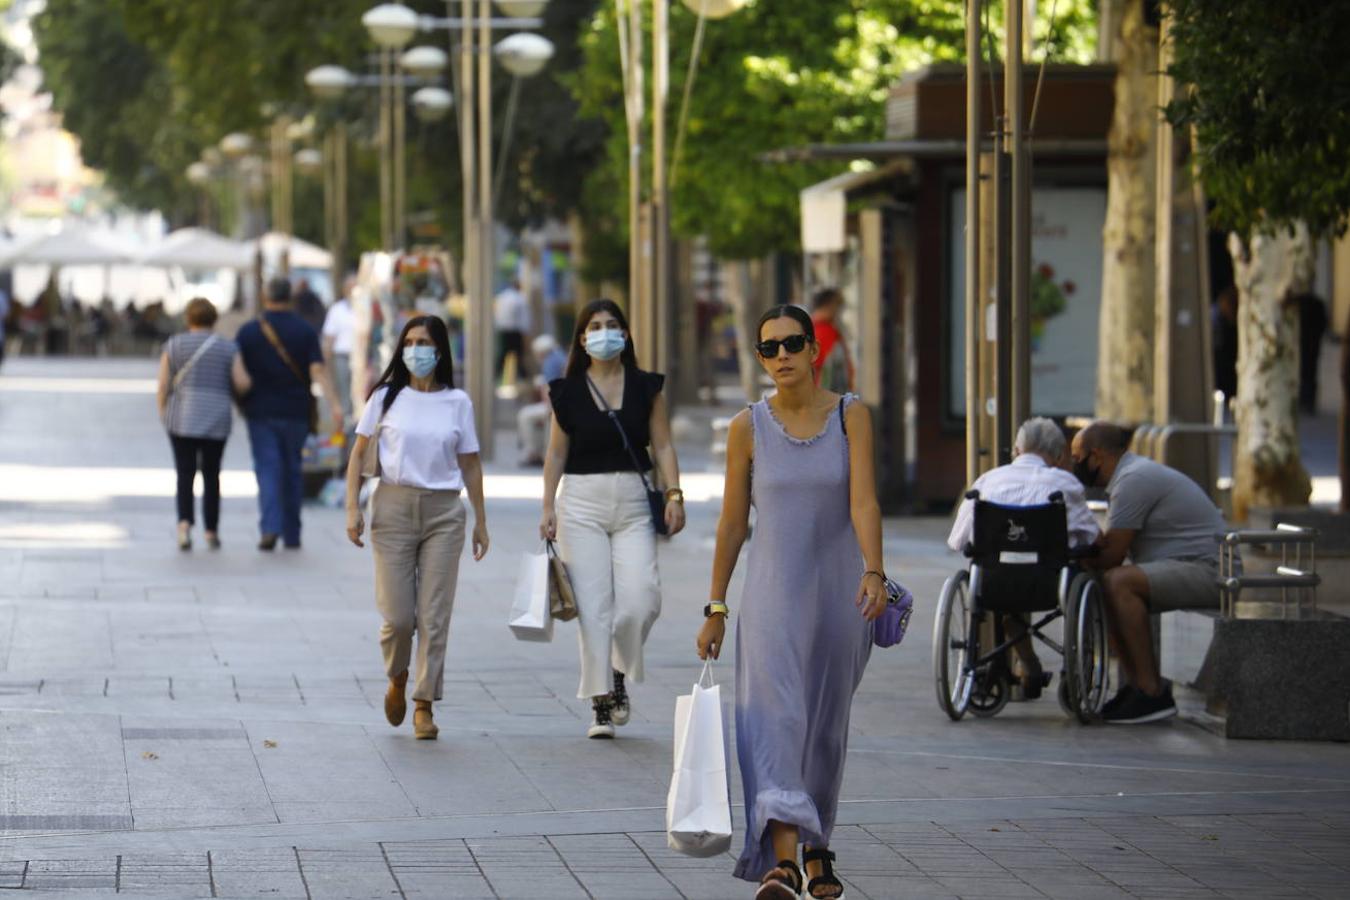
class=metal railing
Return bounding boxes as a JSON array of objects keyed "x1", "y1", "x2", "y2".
[{"x1": 1219, "y1": 523, "x2": 1320, "y2": 618}]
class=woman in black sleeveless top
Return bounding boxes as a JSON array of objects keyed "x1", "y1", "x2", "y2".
[{"x1": 540, "y1": 299, "x2": 685, "y2": 739}]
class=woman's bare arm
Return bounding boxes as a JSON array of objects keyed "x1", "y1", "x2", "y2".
[{"x1": 845, "y1": 401, "x2": 886, "y2": 619}]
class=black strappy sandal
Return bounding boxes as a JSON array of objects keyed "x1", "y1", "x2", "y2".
[
  {"x1": 755, "y1": 859, "x2": 802, "y2": 899},
  {"x1": 802, "y1": 848, "x2": 845, "y2": 900}
]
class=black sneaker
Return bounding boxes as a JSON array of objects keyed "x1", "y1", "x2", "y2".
[
  {"x1": 1104, "y1": 682, "x2": 1177, "y2": 724},
  {"x1": 610, "y1": 670, "x2": 630, "y2": 726},
  {"x1": 587, "y1": 697, "x2": 615, "y2": 739},
  {"x1": 1099, "y1": 684, "x2": 1137, "y2": 718}
]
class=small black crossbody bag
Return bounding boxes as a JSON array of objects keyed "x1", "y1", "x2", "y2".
[{"x1": 586, "y1": 374, "x2": 669, "y2": 535}]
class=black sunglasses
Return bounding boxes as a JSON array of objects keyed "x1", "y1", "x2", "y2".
[{"x1": 755, "y1": 334, "x2": 811, "y2": 359}]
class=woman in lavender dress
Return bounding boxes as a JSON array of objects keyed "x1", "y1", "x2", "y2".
[{"x1": 697, "y1": 305, "x2": 887, "y2": 900}]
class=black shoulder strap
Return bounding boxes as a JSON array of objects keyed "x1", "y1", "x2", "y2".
[
  {"x1": 839, "y1": 396, "x2": 847, "y2": 435},
  {"x1": 585, "y1": 374, "x2": 658, "y2": 492}
]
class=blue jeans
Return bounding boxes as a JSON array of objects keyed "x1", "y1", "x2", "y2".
[{"x1": 247, "y1": 417, "x2": 310, "y2": 545}]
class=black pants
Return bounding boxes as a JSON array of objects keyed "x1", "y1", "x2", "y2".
[
  {"x1": 170, "y1": 434, "x2": 226, "y2": 530},
  {"x1": 496, "y1": 329, "x2": 526, "y2": 378}
]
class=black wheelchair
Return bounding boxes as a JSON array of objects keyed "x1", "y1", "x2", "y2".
[{"x1": 932, "y1": 490, "x2": 1109, "y2": 723}]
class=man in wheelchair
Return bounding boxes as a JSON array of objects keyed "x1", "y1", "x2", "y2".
[
  {"x1": 946, "y1": 418, "x2": 1100, "y2": 705},
  {"x1": 1071, "y1": 421, "x2": 1227, "y2": 725}
]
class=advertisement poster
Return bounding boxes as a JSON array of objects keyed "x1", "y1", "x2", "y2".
[{"x1": 948, "y1": 186, "x2": 1108, "y2": 418}]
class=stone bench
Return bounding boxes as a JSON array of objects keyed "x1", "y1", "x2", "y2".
[{"x1": 1162, "y1": 519, "x2": 1349, "y2": 742}]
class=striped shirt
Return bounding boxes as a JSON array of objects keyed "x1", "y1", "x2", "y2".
[{"x1": 164, "y1": 332, "x2": 238, "y2": 440}]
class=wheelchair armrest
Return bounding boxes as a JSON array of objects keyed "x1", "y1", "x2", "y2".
[
  {"x1": 1068, "y1": 544, "x2": 1100, "y2": 561},
  {"x1": 962, "y1": 542, "x2": 976, "y2": 559}
]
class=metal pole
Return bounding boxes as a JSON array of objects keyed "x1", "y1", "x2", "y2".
[
  {"x1": 379, "y1": 48, "x2": 393, "y2": 249},
  {"x1": 1007, "y1": 0, "x2": 1031, "y2": 431},
  {"x1": 652, "y1": 0, "x2": 670, "y2": 379},
  {"x1": 394, "y1": 63, "x2": 407, "y2": 250},
  {"x1": 457, "y1": 0, "x2": 490, "y2": 454},
  {"x1": 477, "y1": 0, "x2": 496, "y2": 456},
  {"x1": 492, "y1": 76, "x2": 523, "y2": 209},
  {"x1": 965, "y1": 0, "x2": 982, "y2": 484}
]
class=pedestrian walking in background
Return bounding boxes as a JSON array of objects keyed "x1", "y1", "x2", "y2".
[
  {"x1": 494, "y1": 278, "x2": 531, "y2": 380},
  {"x1": 810, "y1": 287, "x2": 855, "y2": 393},
  {"x1": 236, "y1": 278, "x2": 344, "y2": 551},
  {"x1": 539, "y1": 299, "x2": 685, "y2": 739},
  {"x1": 1211, "y1": 285, "x2": 1238, "y2": 406},
  {"x1": 156, "y1": 297, "x2": 252, "y2": 550},
  {"x1": 322, "y1": 276, "x2": 358, "y2": 423},
  {"x1": 344, "y1": 315, "x2": 489, "y2": 741},
  {"x1": 697, "y1": 304, "x2": 886, "y2": 900},
  {"x1": 293, "y1": 277, "x2": 327, "y2": 333},
  {"x1": 515, "y1": 333, "x2": 567, "y2": 466},
  {"x1": 0, "y1": 283, "x2": 10, "y2": 369},
  {"x1": 1296, "y1": 291, "x2": 1329, "y2": 414}
]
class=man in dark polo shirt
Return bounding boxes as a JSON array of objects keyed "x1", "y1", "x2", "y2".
[
  {"x1": 1072, "y1": 421, "x2": 1228, "y2": 725},
  {"x1": 237, "y1": 278, "x2": 343, "y2": 550}
]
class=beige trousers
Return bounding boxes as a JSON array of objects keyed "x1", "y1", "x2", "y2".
[
  {"x1": 557, "y1": 472, "x2": 662, "y2": 699},
  {"x1": 370, "y1": 481, "x2": 466, "y2": 701}
]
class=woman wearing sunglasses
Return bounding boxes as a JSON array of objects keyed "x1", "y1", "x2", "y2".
[
  {"x1": 697, "y1": 305, "x2": 886, "y2": 900},
  {"x1": 540, "y1": 299, "x2": 685, "y2": 739}
]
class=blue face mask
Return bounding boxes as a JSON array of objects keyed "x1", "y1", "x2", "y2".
[
  {"x1": 584, "y1": 329, "x2": 626, "y2": 361},
  {"x1": 402, "y1": 345, "x2": 438, "y2": 378}
]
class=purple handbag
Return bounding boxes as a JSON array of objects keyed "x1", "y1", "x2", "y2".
[{"x1": 872, "y1": 576, "x2": 914, "y2": 648}]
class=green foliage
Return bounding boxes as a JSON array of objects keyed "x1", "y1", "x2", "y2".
[
  {"x1": 1165, "y1": 0, "x2": 1350, "y2": 239},
  {"x1": 34, "y1": 0, "x2": 602, "y2": 249},
  {"x1": 570, "y1": 0, "x2": 1096, "y2": 274}
]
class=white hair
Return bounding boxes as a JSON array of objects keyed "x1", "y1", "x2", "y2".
[{"x1": 1014, "y1": 417, "x2": 1066, "y2": 461}]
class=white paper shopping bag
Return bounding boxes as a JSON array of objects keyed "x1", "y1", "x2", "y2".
[
  {"x1": 666, "y1": 661, "x2": 733, "y2": 856},
  {"x1": 507, "y1": 549, "x2": 554, "y2": 642}
]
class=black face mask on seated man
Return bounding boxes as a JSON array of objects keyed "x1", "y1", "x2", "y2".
[{"x1": 1073, "y1": 456, "x2": 1100, "y2": 489}]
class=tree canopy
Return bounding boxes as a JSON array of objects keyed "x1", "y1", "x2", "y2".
[
  {"x1": 34, "y1": 0, "x2": 602, "y2": 251},
  {"x1": 570, "y1": 0, "x2": 1096, "y2": 276},
  {"x1": 1165, "y1": 0, "x2": 1350, "y2": 239}
]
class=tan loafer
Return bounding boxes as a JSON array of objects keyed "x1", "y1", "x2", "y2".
[
  {"x1": 385, "y1": 671, "x2": 409, "y2": 726},
  {"x1": 413, "y1": 701, "x2": 438, "y2": 740}
]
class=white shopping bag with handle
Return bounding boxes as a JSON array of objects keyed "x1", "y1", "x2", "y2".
[
  {"x1": 666, "y1": 660, "x2": 733, "y2": 856},
  {"x1": 507, "y1": 549, "x2": 554, "y2": 642}
]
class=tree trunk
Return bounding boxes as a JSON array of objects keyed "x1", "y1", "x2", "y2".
[
  {"x1": 1231, "y1": 224, "x2": 1314, "y2": 520},
  {"x1": 1095, "y1": 0, "x2": 1159, "y2": 423}
]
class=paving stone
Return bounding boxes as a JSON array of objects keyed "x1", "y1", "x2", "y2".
[{"x1": 1, "y1": 357, "x2": 1348, "y2": 899}]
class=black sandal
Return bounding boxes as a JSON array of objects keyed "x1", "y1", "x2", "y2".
[
  {"x1": 755, "y1": 859, "x2": 802, "y2": 899},
  {"x1": 802, "y1": 848, "x2": 845, "y2": 900}
]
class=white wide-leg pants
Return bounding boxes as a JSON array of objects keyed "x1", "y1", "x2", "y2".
[{"x1": 557, "y1": 472, "x2": 662, "y2": 699}]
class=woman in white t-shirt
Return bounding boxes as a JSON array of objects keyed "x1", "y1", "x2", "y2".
[{"x1": 344, "y1": 315, "x2": 489, "y2": 741}]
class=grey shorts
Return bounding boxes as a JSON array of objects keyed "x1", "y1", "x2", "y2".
[{"x1": 1139, "y1": 558, "x2": 1221, "y2": 612}]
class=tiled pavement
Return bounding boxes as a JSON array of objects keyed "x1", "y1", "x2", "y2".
[{"x1": 0, "y1": 357, "x2": 1347, "y2": 899}]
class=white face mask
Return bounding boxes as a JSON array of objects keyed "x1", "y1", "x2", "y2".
[
  {"x1": 402, "y1": 345, "x2": 438, "y2": 377},
  {"x1": 584, "y1": 329, "x2": 626, "y2": 361}
]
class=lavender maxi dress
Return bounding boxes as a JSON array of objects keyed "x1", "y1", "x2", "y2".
[{"x1": 733, "y1": 395, "x2": 873, "y2": 881}]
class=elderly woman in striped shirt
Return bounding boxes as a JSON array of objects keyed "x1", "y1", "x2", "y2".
[{"x1": 157, "y1": 297, "x2": 252, "y2": 550}]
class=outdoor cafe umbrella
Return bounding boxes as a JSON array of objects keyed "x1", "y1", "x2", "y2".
[{"x1": 139, "y1": 227, "x2": 253, "y2": 270}]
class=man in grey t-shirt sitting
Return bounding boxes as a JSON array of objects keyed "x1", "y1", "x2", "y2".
[{"x1": 1071, "y1": 421, "x2": 1227, "y2": 725}]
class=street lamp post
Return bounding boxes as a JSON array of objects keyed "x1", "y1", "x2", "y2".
[
  {"x1": 433, "y1": 0, "x2": 552, "y2": 459},
  {"x1": 619, "y1": 0, "x2": 748, "y2": 384},
  {"x1": 362, "y1": 3, "x2": 420, "y2": 250}
]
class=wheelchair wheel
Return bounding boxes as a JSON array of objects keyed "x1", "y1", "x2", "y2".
[
  {"x1": 968, "y1": 668, "x2": 1010, "y2": 718},
  {"x1": 1064, "y1": 573, "x2": 1109, "y2": 723},
  {"x1": 933, "y1": 570, "x2": 974, "y2": 720}
]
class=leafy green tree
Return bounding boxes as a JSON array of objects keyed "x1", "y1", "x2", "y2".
[
  {"x1": 571, "y1": 0, "x2": 1096, "y2": 279},
  {"x1": 1165, "y1": 0, "x2": 1350, "y2": 516},
  {"x1": 35, "y1": 0, "x2": 601, "y2": 254}
]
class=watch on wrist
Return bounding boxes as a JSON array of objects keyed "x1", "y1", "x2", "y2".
[
  {"x1": 665, "y1": 487, "x2": 685, "y2": 504},
  {"x1": 704, "y1": 602, "x2": 729, "y2": 618}
]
